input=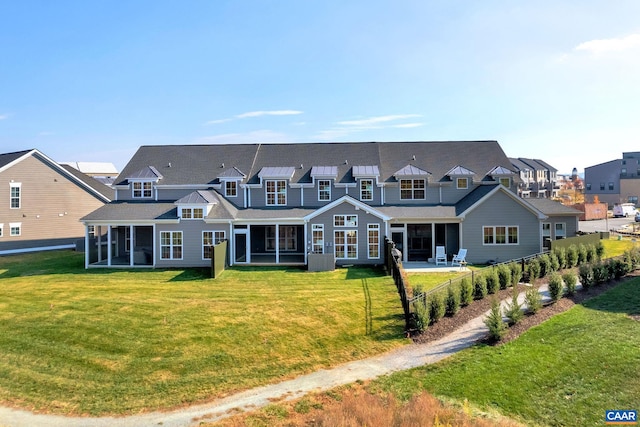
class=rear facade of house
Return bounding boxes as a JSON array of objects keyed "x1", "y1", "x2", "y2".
[{"x1": 81, "y1": 141, "x2": 581, "y2": 269}]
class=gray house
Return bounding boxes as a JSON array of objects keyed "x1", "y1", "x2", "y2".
[
  {"x1": 81, "y1": 141, "x2": 581, "y2": 268},
  {"x1": 584, "y1": 152, "x2": 640, "y2": 208}
]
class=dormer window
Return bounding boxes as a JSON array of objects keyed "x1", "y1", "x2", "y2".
[
  {"x1": 400, "y1": 179, "x2": 425, "y2": 200},
  {"x1": 132, "y1": 181, "x2": 153, "y2": 198},
  {"x1": 456, "y1": 178, "x2": 468, "y2": 189},
  {"x1": 360, "y1": 179, "x2": 373, "y2": 201},
  {"x1": 180, "y1": 207, "x2": 204, "y2": 219},
  {"x1": 266, "y1": 180, "x2": 287, "y2": 205},
  {"x1": 499, "y1": 177, "x2": 511, "y2": 187},
  {"x1": 318, "y1": 180, "x2": 331, "y2": 201},
  {"x1": 225, "y1": 181, "x2": 237, "y2": 197}
]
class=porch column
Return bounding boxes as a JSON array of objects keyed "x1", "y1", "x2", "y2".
[
  {"x1": 107, "y1": 225, "x2": 112, "y2": 267},
  {"x1": 152, "y1": 224, "x2": 156, "y2": 267},
  {"x1": 97, "y1": 226, "x2": 102, "y2": 263},
  {"x1": 129, "y1": 225, "x2": 134, "y2": 266},
  {"x1": 304, "y1": 220, "x2": 308, "y2": 265},
  {"x1": 431, "y1": 223, "x2": 436, "y2": 260},
  {"x1": 84, "y1": 225, "x2": 89, "y2": 269},
  {"x1": 275, "y1": 224, "x2": 280, "y2": 264}
]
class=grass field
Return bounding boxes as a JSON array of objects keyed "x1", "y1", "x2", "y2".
[
  {"x1": 0, "y1": 250, "x2": 408, "y2": 415},
  {"x1": 371, "y1": 276, "x2": 640, "y2": 426}
]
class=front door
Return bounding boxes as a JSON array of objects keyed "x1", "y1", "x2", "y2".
[{"x1": 234, "y1": 232, "x2": 247, "y2": 263}]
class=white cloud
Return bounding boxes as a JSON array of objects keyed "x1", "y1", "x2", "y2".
[
  {"x1": 235, "y1": 110, "x2": 303, "y2": 119},
  {"x1": 205, "y1": 118, "x2": 232, "y2": 125},
  {"x1": 337, "y1": 114, "x2": 421, "y2": 127},
  {"x1": 575, "y1": 33, "x2": 640, "y2": 55},
  {"x1": 393, "y1": 123, "x2": 424, "y2": 129},
  {"x1": 0, "y1": 114, "x2": 9, "y2": 120}
]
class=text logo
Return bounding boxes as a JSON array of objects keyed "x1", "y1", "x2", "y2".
[{"x1": 606, "y1": 410, "x2": 637, "y2": 425}]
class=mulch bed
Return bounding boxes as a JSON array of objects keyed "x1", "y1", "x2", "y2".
[{"x1": 411, "y1": 272, "x2": 638, "y2": 346}]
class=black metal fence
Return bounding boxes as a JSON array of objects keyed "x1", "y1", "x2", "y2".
[{"x1": 384, "y1": 238, "x2": 412, "y2": 330}]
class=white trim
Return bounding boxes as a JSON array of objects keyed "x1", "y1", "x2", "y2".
[
  {"x1": 482, "y1": 225, "x2": 519, "y2": 245},
  {"x1": 360, "y1": 178, "x2": 374, "y2": 201},
  {"x1": 160, "y1": 230, "x2": 183, "y2": 260},
  {"x1": 304, "y1": 195, "x2": 390, "y2": 222},
  {"x1": 9, "y1": 222, "x2": 21, "y2": 236},
  {"x1": 318, "y1": 179, "x2": 331, "y2": 202},
  {"x1": 265, "y1": 179, "x2": 287, "y2": 206},
  {"x1": 456, "y1": 177, "x2": 468, "y2": 189},
  {"x1": 367, "y1": 223, "x2": 380, "y2": 259},
  {"x1": 334, "y1": 229, "x2": 358, "y2": 260},
  {"x1": 458, "y1": 185, "x2": 547, "y2": 220},
  {"x1": 0, "y1": 244, "x2": 76, "y2": 256}
]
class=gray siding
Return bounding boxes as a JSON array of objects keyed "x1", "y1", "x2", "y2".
[
  {"x1": 460, "y1": 191, "x2": 541, "y2": 264},
  {"x1": 308, "y1": 202, "x2": 385, "y2": 265},
  {"x1": 155, "y1": 221, "x2": 230, "y2": 268}
]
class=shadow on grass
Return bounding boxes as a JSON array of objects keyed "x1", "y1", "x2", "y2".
[
  {"x1": 580, "y1": 276, "x2": 640, "y2": 315},
  {"x1": 371, "y1": 314, "x2": 407, "y2": 341},
  {"x1": 345, "y1": 265, "x2": 386, "y2": 280}
]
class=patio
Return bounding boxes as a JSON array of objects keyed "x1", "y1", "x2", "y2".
[{"x1": 401, "y1": 261, "x2": 469, "y2": 273}]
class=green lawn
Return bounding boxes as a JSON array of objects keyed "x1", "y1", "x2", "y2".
[
  {"x1": 0, "y1": 251, "x2": 408, "y2": 415},
  {"x1": 371, "y1": 277, "x2": 640, "y2": 427}
]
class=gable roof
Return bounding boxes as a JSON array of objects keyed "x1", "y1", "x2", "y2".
[
  {"x1": 60, "y1": 165, "x2": 115, "y2": 200},
  {"x1": 0, "y1": 149, "x2": 112, "y2": 202},
  {"x1": 525, "y1": 198, "x2": 582, "y2": 216},
  {"x1": 446, "y1": 165, "x2": 475, "y2": 176},
  {"x1": 115, "y1": 141, "x2": 517, "y2": 188},
  {"x1": 304, "y1": 195, "x2": 390, "y2": 222},
  {"x1": 395, "y1": 164, "x2": 431, "y2": 176},
  {"x1": 455, "y1": 184, "x2": 547, "y2": 219},
  {"x1": 175, "y1": 190, "x2": 219, "y2": 205}
]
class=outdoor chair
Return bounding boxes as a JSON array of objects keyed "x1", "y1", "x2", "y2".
[
  {"x1": 435, "y1": 246, "x2": 447, "y2": 266},
  {"x1": 451, "y1": 248, "x2": 467, "y2": 267}
]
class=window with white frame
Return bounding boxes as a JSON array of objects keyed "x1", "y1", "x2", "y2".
[
  {"x1": 456, "y1": 178, "x2": 468, "y2": 189},
  {"x1": 181, "y1": 207, "x2": 204, "y2": 219},
  {"x1": 555, "y1": 223, "x2": 566, "y2": 239},
  {"x1": 335, "y1": 230, "x2": 357, "y2": 259},
  {"x1": 360, "y1": 179, "x2": 373, "y2": 201},
  {"x1": 483, "y1": 226, "x2": 518, "y2": 245},
  {"x1": 312, "y1": 224, "x2": 324, "y2": 253},
  {"x1": 10, "y1": 183, "x2": 21, "y2": 209},
  {"x1": 160, "y1": 231, "x2": 182, "y2": 259},
  {"x1": 10, "y1": 222, "x2": 21, "y2": 237},
  {"x1": 88, "y1": 225, "x2": 95, "y2": 237},
  {"x1": 225, "y1": 181, "x2": 237, "y2": 197},
  {"x1": 132, "y1": 181, "x2": 153, "y2": 198},
  {"x1": 368, "y1": 224, "x2": 380, "y2": 259},
  {"x1": 499, "y1": 177, "x2": 511, "y2": 187},
  {"x1": 542, "y1": 223, "x2": 551, "y2": 238},
  {"x1": 334, "y1": 214, "x2": 357, "y2": 227},
  {"x1": 266, "y1": 180, "x2": 287, "y2": 205},
  {"x1": 318, "y1": 180, "x2": 331, "y2": 201},
  {"x1": 0, "y1": 223, "x2": 3, "y2": 237},
  {"x1": 400, "y1": 179, "x2": 425, "y2": 200},
  {"x1": 203, "y1": 231, "x2": 226, "y2": 259}
]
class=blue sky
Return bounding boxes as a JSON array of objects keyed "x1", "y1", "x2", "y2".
[{"x1": 2, "y1": 1, "x2": 639, "y2": 174}]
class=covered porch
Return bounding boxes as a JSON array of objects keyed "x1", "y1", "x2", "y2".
[
  {"x1": 85, "y1": 224, "x2": 155, "y2": 268},
  {"x1": 232, "y1": 223, "x2": 306, "y2": 265},
  {"x1": 389, "y1": 222, "x2": 460, "y2": 264}
]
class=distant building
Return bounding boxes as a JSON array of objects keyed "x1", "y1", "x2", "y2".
[
  {"x1": 584, "y1": 152, "x2": 640, "y2": 207},
  {"x1": 60, "y1": 161, "x2": 119, "y2": 185},
  {"x1": 509, "y1": 158, "x2": 559, "y2": 198}
]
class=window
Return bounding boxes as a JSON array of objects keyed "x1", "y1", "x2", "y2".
[
  {"x1": 555, "y1": 223, "x2": 566, "y2": 239},
  {"x1": 88, "y1": 225, "x2": 95, "y2": 237},
  {"x1": 133, "y1": 181, "x2": 153, "y2": 198},
  {"x1": 542, "y1": 223, "x2": 551, "y2": 238},
  {"x1": 266, "y1": 180, "x2": 287, "y2": 205},
  {"x1": 483, "y1": 226, "x2": 518, "y2": 245},
  {"x1": 225, "y1": 181, "x2": 237, "y2": 197},
  {"x1": 335, "y1": 230, "x2": 357, "y2": 259},
  {"x1": 318, "y1": 180, "x2": 331, "y2": 201},
  {"x1": 0, "y1": 223, "x2": 3, "y2": 237},
  {"x1": 600, "y1": 182, "x2": 605, "y2": 191},
  {"x1": 400, "y1": 179, "x2": 425, "y2": 200},
  {"x1": 360, "y1": 179, "x2": 373, "y2": 201},
  {"x1": 160, "y1": 231, "x2": 182, "y2": 260},
  {"x1": 181, "y1": 207, "x2": 204, "y2": 219},
  {"x1": 499, "y1": 177, "x2": 511, "y2": 187},
  {"x1": 312, "y1": 224, "x2": 324, "y2": 253},
  {"x1": 334, "y1": 214, "x2": 357, "y2": 227},
  {"x1": 203, "y1": 231, "x2": 226, "y2": 259},
  {"x1": 266, "y1": 226, "x2": 297, "y2": 251},
  {"x1": 10, "y1": 222, "x2": 21, "y2": 237},
  {"x1": 622, "y1": 168, "x2": 628, "y2": 176},
  {"x1": 125, "y1": 227, "x2": 131, "y2": 252},
  {"x1": 368, "y1": 224, "x2": 380, "y2": 259},
  {"x1": 456, "y1": 178, "x2": 468, "y2": 189},
  {"x1": 609, "y1": 182, "x2": 614, "y2": 191},
  {"x1": 10, "y1": 183, "x2": 20, "y2": 209}
]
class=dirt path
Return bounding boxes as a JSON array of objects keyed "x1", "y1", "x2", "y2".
[{"x1": 0, "y1": 283, "x2": 557, "y2": 427}]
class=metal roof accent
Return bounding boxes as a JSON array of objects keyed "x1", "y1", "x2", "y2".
[
  {"x1": 218, "y1": 167, "x2": 246, "y2": 179},
  {"x1": 310, "y1": 166, "x2": 338, "y2": 177},
  {"x1": 352, "y1": 165, "x2": 380, "y2": 177},
  {"x1": 175, "y1": 190, "x2": 219, "y2": 205},
  {"x1": 127, "y1": 165, "x2": 163, "y2": 180},
  {"x1": 258, "y1": 166, "x2": 296, "y2": 179},
  {"x1": 394, "y1": 164, "x2": 431, "y2": 176},
  {"x1": 445, "y1": 165, "x2": 475, "y2": 176},
  {"x1": 488, "y1": 165, "x2": 514, "y2": 175}
]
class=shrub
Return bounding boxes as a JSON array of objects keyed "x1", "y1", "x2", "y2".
[
  {"x1": 592, "y1": 262, "x2": 609, "y2": 285},
  {"x1": 562, "y1": 271, "x2": 578, "y2": 296},
  {"x1": 429, "y1": 293, "x2": 446, "y2": 324},
  {"x1": 578, "y1": 264, "x2": 594, "y2": 290},
  {"x1": 473, "y1": 274, "x2": 487, "y2": 300},
  {"x1": 412, "y1": 299, "x2": 429, "y2": 332},
  {"x1": 547, "y1": 272, "x2": 564, "y2": 302},
  {"x1": 503, "y1": 287, "x2": 524, "y2": 326},
  {"x1": 577, "y1": 244, "x2": 588, "y2": 265},
  {"x1": 485, "y1": 269, "x2": 499, "y2": 295},
  {"x1": 497, "y1": 264, "x2": 510, "y2": 290},
  {"x1": 596, "y1": 241, "x2": 605, "y2": 261},
  {"x1": 567, "y1": 245, "x2": 579, "y2": 268},
  {"x1": 525, "y1": 286, "x2": 542, "y2": 314},
  {"x1": 484, "y1": 298, "x2": 507, "y2": 342},
  {"x1": 459, "y1": 277, "x2": 473, "y2": 307},
  {"x1": 445, "y1": 285, "x2": 460, "y2": 316},
  {"x1": 538, "y1": 254, "x2": 552, "y2": 278},
  {"x1": 526, "y1": 259, "x2": 541, "y2": 283},
  {"x1": 509, "y1": 262, "x2": 522, "y2": 286},
  {"x1": 549, "y1": 251, "x2": 560, "y2": 272},
  {"x1": 553, "y1": 246, "x2": 567, "y2": 270},
  {"x1": 585, "y1": 244, "x2": 597, "y2": 263}
]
